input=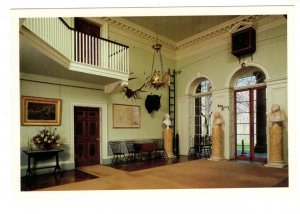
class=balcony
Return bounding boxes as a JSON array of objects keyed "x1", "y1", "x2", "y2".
[{"x1": 19, "y1": 17, "x2": 130, "y2": 88}]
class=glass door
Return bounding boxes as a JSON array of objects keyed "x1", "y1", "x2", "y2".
[{"x1": 234, "y1": 87, "x2": 267, "y2": 162}]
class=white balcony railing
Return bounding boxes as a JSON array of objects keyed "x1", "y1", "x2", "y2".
[{"x1": 23, "y1": 17, "x2": 129, "y2": 74}]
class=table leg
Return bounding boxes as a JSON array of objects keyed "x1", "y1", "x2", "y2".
[
  {"x1": 26, "y1": 155, "x2": 32, "y2": 177},
  {"x1": 54, "y1": 153, "x2": 61, "y2": 174}
]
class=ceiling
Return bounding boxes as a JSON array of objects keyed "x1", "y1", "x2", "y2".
[{"x1": 123, "y1": 16, "x2": 238, "y2": 42}]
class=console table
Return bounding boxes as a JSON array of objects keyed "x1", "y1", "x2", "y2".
[{"x1": 23, "y1": 149, "x2": 64, "y2": 177}]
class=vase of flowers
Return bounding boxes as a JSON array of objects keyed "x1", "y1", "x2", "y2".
[{"x1": 32, "y1": 127, "x2": 60, "y2": 150}]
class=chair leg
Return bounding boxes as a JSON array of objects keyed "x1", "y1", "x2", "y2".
[
  {"x1": 111, "y1": 155, "x2": 116, "y2": 166},
  {"x1": 188, "y1": 147, "x2": 193, "y2": 157}
]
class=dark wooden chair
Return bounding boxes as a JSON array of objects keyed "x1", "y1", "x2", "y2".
[
  {"x1": 109, "y1": 141, "x2": 127, "y2": 165},
  {"x1": 125, "y1": 141, "x2": 141, "y2": 162}
]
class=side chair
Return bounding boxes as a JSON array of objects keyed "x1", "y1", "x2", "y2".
[
  {"x1": 154, "y1": 139, "x2": 168, "y2": 159},
  {"x1": 125, "y1": 141, "x2": 142, "y2": 162},
  {"x1": 109, "y1": 141, "x2": 127, "y2": 166}
]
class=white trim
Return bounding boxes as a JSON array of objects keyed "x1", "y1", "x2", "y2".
[
  {"x1": 184, "y1": 74, "x2": 215, "y2": 96},
  {"x1": 70, "y1": 101, "x2": 108, "y2": 165},
  {"x1": 69, "y1": 61, "x2": 129, "y2": 81},
  {"x1": 225, "y1": 62, "x2": 271, "y2": 88},
  {"x1": 20, "y1": 26, "x2": 71, "y2": 69}
]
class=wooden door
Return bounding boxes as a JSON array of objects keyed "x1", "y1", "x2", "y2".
[
  {"x1": 74, "y1": 107, "x2": 100, "y2": 167},
  {"x1": 234, "y1": 87, "x2": 267, "y2": 162},
  {"x1": 74, "y1": 18, "x2": 100, "y2": 65}
]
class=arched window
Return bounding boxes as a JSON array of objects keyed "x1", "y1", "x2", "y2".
[
  {"x1": 234, "y1": 68, "x2": 267, "y2": 162},
  {"x1": 194, "y1": 79, "x2": 212, "y2": 138},
  {"x1": 236, "y1": 70, "x2": 266, "y2": 88}
]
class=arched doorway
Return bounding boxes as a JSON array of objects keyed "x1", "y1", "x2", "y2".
[{"x1": 233, "y1": 66, "x2": 267, "y2": 162}]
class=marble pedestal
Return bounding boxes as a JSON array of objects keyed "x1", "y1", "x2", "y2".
[
  {"x1": 209, "y1": 126, "x2": 223, "y2": 161},
  {"x1": 265, "y1": 124, "x2": 285, "y2": 168},
  {"x1": 164, "y1": 128, "x2": 175, "y2": 158}
]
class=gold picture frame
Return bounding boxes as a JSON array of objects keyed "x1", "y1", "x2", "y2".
[
  {"x1": 21, "y1": 96, "x2": 62, "y2": 126},
  {"x1": 113, "y1": 104, "x2": 140, "y2": 128}
]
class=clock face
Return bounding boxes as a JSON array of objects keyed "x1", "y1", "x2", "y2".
[{"x1": 231, "y1": 27, "x2": 256, "y2": 57}]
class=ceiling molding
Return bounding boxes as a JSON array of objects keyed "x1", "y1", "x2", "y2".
[
  {"x1": 104, "y1": 16, "x2": 265, "y2": 50},
  {"x1": 103, "y1": 17, "x2": 177, "y2": 50},
  {"x1": 102, "y1": 15, "x2": 285, "y2": 61},
  {"x1": 175, "y1": 15, "x2": 264, "y2": 50}
]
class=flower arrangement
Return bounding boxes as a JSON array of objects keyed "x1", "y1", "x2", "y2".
[{"x1": 32, "y1": 127, "x2": 60, "y2": 149}]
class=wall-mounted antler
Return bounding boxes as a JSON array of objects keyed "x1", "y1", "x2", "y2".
[
  {"x1": 122, "y1": 83, "x2": 146, "y2": 99},
  {"x1": 121, "y1": 73, "x2": 147, "y2": 99}
]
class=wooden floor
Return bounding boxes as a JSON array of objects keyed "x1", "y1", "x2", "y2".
[
  {"x1": 21, "y1": 156, "x2": 190, "y2": 191},
  {"x1": 21, "y1": 156, "x2": 287, "y2": 191}
]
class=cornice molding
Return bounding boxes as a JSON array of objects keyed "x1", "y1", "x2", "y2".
[
  {"x1": 105, "y1": 16, "x2": 264, "y2": 49},
  {"x1": 103, "y1": 17, "x2": 177, "y2": 50},
  {"x1": 104, "y1": 15, "x2": 285, "y2": 60}
]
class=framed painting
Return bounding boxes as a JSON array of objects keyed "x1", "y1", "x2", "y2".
[
  {"x1": 21, "y1": 96, "x2": 62, "y2": 126},
  {"x1": 113, "y1": 104, "x2": 140, "y2": 128}
]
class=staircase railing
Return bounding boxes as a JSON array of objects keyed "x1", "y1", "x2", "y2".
[{"x1": 23, "y1": 17, "x2": 129, "y2": 74}]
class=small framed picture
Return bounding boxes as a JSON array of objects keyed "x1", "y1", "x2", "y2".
[{"x1": 21, "y1": 96, "x2": 62, "y2": 126}]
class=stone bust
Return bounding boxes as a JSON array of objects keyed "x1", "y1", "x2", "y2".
[
  {"x1": 213, "y1": 111, "x2": 223, "y2": 127},
  {"x1": 269, "y1": 104, "x2": 284, "y2": 126},
  {"x1": 163, "y1": 113, "x2": 171, "y2": 129}
]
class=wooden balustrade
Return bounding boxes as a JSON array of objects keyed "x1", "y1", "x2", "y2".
[{"x1": 23, "y1": 17, "x2": 129, "y2": 74}]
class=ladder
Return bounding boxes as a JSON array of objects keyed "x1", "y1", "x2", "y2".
[{"x1": 168, "y1": 69, "x2": 178, "y2": 157}]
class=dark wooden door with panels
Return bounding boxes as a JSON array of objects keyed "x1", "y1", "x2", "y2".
[{"x1": 74, "y1": 107, "x2": 100, "y2": 167}]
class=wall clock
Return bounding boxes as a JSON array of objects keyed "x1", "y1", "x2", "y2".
[{"x1": 231, "y1": 27, "x2": 256, "y2": 57}]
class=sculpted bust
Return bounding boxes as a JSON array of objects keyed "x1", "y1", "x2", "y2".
[
  {"x1": 269, "y1": 104, "x2": 284, "y2": 126},
  {"x1": 163, "y1": 113, "x2": 171, "y2": 129},
  {"x1": 213, "y1": 112, "x2": 223, "y2": 127}
]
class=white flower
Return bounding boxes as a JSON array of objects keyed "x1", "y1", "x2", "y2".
[{"x1": 48, "y1": 140, "x2": 51, "y2": 143}]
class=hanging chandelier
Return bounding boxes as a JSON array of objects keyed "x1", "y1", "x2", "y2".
[{"x1": 145, "y1": 22, "x2": 170, "y2": 90}]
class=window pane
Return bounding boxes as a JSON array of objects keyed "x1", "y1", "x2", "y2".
[
  {"x1": 236, "y1": 134, "x2": 250, "y2": 157},
  {"x1": 236, "y1": 112, "x2": 250, "y2": 123},
  {"x1": 236, "y1": 124, "x2": 250, "y2": 135},
  {"x1": 236, "y1": 71, "x2": 266, "y2": 88},
  {"x1": 194, "y1": 79, "x2": 212, "y2": 137},
  {"x1": 236, "y1": 102, "x2": 250, "y2": 113}
]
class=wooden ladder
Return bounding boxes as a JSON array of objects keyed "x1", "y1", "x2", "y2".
[{"x1": 168, "y1": 69, "x2": 179, "y2": 157}]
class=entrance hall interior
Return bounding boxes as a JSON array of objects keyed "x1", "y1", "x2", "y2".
[{"x1": 13, "y1": 7, "x2": 292, "y2": 210}]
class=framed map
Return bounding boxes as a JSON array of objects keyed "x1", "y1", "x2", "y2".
[{"x1": 113, "y1": 104, "x2": 140, "y2": 128}]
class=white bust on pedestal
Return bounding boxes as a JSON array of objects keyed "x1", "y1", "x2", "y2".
[
  {"x1": 209, "y1": 111, "x2": 224, "y2": 161},
  {"x1": 162, "y1": 113, "x2": 174, "y2": 158},
  {"x1": 163, "y1": 113, "x2": 171, "y2": 129},
  {"x1": 265, "y1": 104, "x2": 286, "y2": 168}
]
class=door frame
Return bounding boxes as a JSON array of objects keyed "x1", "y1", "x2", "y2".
[
  {"x1": 70, "y1": 101, "x2": 107, "y2": 165},
  {"x1": 234, "y1": 86, "x2": 267, "y2": 162}
]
